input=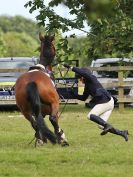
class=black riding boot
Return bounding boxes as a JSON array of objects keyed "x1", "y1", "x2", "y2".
[
  {"x1": 101, "y1": 127, "x2": 128, "y2": 141},
  {"x1": 90, "y1": 114, "x2": 112, "y2": 133},
  {"x1": 90, "y1": 114, "x2": 128, "y2": 141}
]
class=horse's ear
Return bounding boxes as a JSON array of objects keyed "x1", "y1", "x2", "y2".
[{"x1": 39, "y1": 32, "x2": 44, "y2": 41}]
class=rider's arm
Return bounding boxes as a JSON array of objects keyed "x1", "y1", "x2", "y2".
[
  {"x1": 72, "y1": 67, "x2": 92, "y2": 79},
  {"x1": 72, "y1": 86, "x2": 89, "y2": 101}
]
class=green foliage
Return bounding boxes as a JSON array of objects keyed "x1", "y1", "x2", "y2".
[
  {"x1": 68, "y1": 37, "x2": 91, "y2": 66},
  {"x1": 25, "y1": 0, "x2": 86, "y2": 33},
  {"x1": 0, "y1": 15, "x2": 42, "y2": 39},
  {"x1": 3, "y1": 32, "x2": 39, "y2": 57},
  {"x1": 88, "y1": 0, "x2": 133, "y2": 60},
  {"x1": 25, "y1": 0, "x2": 90, "y2": 64},
  {"x1": 0, "y1": 15, "x2": 43, "y2": 57},
  {"x1": 0, "y1": 29, "x2": 7, "y2": 57},
  {"x1": 25, "y1": 0, "x2": 133, "y2": 65}
]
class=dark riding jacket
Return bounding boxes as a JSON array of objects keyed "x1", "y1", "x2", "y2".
[{"x1": 72, "y1": 67, "x2": 113, "y2": 108}]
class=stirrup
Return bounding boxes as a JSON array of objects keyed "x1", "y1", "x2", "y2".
[{"x1": 101, "y1": 125, "x2": 112, "y2": 136}]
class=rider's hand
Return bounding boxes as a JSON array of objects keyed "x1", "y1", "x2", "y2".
[{"x1": 63, "y1": 63, "x2": 72, "y2": 69}]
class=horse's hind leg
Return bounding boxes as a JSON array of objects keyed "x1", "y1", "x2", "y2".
[
  {"x1": 30, "y1": 115, "x2": 48, "y2": 145},
  {"x1": 49, "y1": 103, "x2": 69, "y2": 146},
  {"x1": 22, "y1": 111, "x2": 47, "y2": 145}
]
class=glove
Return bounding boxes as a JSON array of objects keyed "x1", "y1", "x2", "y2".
[{"x1": 63, "y1": 63, "x2": 71, "y2": 69}]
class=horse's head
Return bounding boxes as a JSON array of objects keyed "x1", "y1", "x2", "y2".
[
  {"x1": 39, "y1": 33, "x2": 55, "y2": 46},
  {"x1": 39, "y1": 33, "x2": 55, "y2": 70}
]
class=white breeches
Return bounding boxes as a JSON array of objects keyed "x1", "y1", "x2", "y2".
[{"x1": 88, "y1": 97, "x2": 114, "y2": 123}]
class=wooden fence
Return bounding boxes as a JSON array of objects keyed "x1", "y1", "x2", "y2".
[
  {"x1": 88, "y1": 66, "x2": 133, "y2": 110},
  {"x1": 0, "y1": 66, "x2": 133, "y2": 110}
]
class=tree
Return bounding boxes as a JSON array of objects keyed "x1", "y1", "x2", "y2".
[
  {"x1": 68, "y1": 37, "x2": 91, "y2": 65},
  {"x1": 3, "y1": 32, "x2": 39, "y2": 57},
  {"x1": 0, "y1": 15, "x2": 46, "y2": 57},
  {"x1": 25, "y1": 0, "x2": 94, "y2": 64},
  {"x1": 0, "y1": 29, "x2": 7, "y2": 57},
  {"x1": 25, "y1": 0, "x2": 119, "y2": 34},
  {"x1": 0, "y1": 15, "x2": 43, "y2": 40},
  {"x1": 87, "y1": 0, "x2": 133, "y2": 60},
  {"x1": 25, "y1": 0, "x2": 133, "y2": 65}
]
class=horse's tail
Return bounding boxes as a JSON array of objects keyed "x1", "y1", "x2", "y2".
[{"x1": 26, "y1": 81, "x2": 56, "y2": 144}]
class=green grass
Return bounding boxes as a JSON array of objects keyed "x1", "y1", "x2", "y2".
[{"x1": 0, "y1": 104, "x2": 133, "y2": 177}]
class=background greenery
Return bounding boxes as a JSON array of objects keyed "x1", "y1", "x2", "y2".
[
  {"x1": 1, "y1": 0, "x2": 133, "y2": 66},
  {"x1": 25, "y1": 0, "x2": 133, "y2": 66},
  {"x1": 0, "y1": 104, "x2": 132, "y2": 177},
  {"x1": 0, "y1": 15, "x2": 89, "y2": 66},
  {"x1": 0, "y1": 15, "x2": 39, "y2": 57}
]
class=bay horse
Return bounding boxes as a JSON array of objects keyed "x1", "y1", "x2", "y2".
[{"x1": 15, "y1": 33, "x2": 69, "y2": 146}]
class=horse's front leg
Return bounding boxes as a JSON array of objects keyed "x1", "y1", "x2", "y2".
[{"x1": 49, "y1": 103, "x2": 69, "y2": 146}]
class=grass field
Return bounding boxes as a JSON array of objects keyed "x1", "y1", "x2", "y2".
[{"x1": 0, "y1": 104, "x2": 133, "y2": 177}]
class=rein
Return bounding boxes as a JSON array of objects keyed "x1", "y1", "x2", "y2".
[
  {"x1": 58, "y1": 80, "x2": 76, "y2": 118},
  {"x1": 55, "y1": 65, "x2": 77, "y2": 118}
]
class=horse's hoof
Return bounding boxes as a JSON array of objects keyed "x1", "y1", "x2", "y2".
[
  {"x1": 61, "y1": 141, "x2": 69, "y2": 147},
  {"x1": 35, "y1": 132, "x2": 47, "y2": 144},
  {"x1": 35, "y1": 139, "x2": 44, "y2": 147}
]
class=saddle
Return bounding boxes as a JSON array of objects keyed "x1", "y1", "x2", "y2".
[
  {"x1": 28, "y1": 64, "x2": 46, "y2": 73},
  {"x1": 28, "y1": 64, "x2": 55, "y2": 83}
]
